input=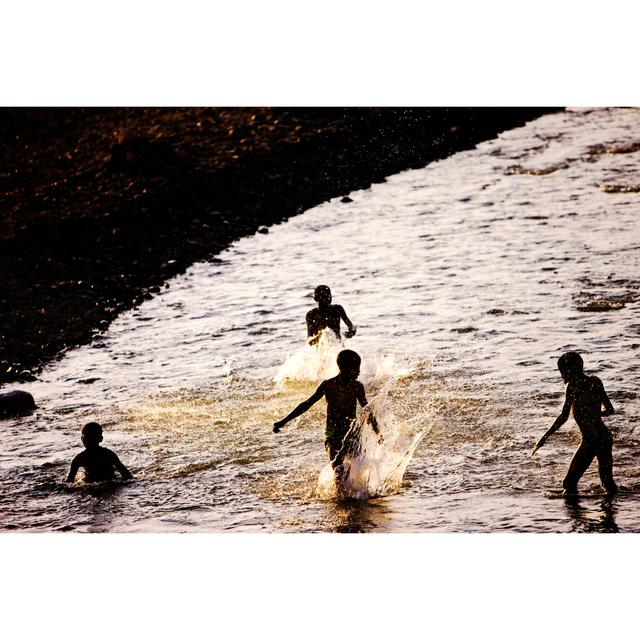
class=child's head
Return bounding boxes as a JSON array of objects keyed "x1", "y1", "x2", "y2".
[
  {"x1": 557, "y1": 351, "x2": 584, "y2": 382},
  {"x1": 314, "y1": 285, "x2": 332, "y2": 305},
  {"x1": 337, "y1": 349, "x2": 361, "y2": 379},
  {"x1": 81, "y1": 422, "x2": 103, "y2": 448}
]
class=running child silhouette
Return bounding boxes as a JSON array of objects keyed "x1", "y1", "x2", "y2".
[
  {"x1": 273, "y1": 350, "x2": 379, "y2": 473},
  {"x1": 532, "y1": 352, "x2": 617, "y2": 495},
  {"x1": 306, "y1": 285, "x2": 356, "y2": 346},
  {"x1": 66, "y1": 422, "x2": 133, "y2": 483}
]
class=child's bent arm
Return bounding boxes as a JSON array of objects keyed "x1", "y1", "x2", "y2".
[
  {"x1": 66, "y1": 456, "x2": 80, "y2": 482},
  {"x1": 113, "y1": 453, "x2": 133, "y2": 480},
  {"x1": 274, "y1": 384, "x2": 325, "y2": 432},
  {"x1": 597, "y1": 378, "x2": 615, "y2": 416},
  {"x1": 601, "y1": 400, "x2": 615, "y2": 417},
  {"x1": 340, "y1": 306, "x2": 356, "y2": 338}
]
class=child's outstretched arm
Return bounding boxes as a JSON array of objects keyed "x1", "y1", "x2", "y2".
[
  {"x1": 273, "y1": 383, "x2": 326, "y2": 433},
  {"x1": 532, "y1": 382, "x2": 574, "y2": 455},
  {"x1": 339, "y1": 306, "x2": 356, "y2": 338}
]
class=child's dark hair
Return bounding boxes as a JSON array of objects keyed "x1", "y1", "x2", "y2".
[
  {"x1": 337, "y1": 349, "x2": 360, "y2": 369},
  {"x1": 314, "y1": 285, "x2": 331, "y2": 303},
  {"x1": 82, "y1": 422, "x2": 103, "y2": 438},
  {"x1": 558, "y1": 351, "x2": 584, "y2": 376}
]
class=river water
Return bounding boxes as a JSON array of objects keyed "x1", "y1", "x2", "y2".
[{"x1": 2, "y1": 107, "x2": 639, "y2": 532}]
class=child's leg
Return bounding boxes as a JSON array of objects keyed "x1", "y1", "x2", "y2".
[
  {"x1": 563, "y1": 441, "x2": 596, "y2": 494},
  {"x1": 596, "y1": 436, "x2": 617, "y2": 495}
]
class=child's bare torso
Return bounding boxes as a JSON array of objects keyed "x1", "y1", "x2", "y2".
[
  {"x1": 570, "y1": 375, "x2": 610, "y2": 440},
  {"x1": 322, "y1": 375, "x2": 365, "y2": 442},
  {"x1": 74, "y1": 446, "x2": 120, "y2": 482},
  {"x1": 307, "y1": 305, "x2": 343, "y2": 339}
]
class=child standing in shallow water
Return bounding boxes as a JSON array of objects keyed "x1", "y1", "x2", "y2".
[
  {"x1": 66, "y1": 422, "x2": 133, "y2": 483},
  {"x1": 273, "y1": 350, "x2": 379, "y2": 472},
  {"x1": 533, "y1": 352, "x2": 617, "y2": 496}
]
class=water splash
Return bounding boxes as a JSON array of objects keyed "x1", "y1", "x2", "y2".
[
  {"x1": 274, "y1": 330, "x2": 343, "y2": 384},
  {"x1": 317, "y1": 373, "x2": 425, "y2": 500},
  {"x1": 275, "y1": 333, "x2": 425, "y2": 500},
  {"x1": 275, "y1": 330, "x2": 412, "y2": 386}
]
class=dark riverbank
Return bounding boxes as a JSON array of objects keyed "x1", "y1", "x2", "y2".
[{"x1": 0, "y1": 107, "x2": 558, "y2": 384}]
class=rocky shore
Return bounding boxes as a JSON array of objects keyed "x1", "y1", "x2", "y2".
[{"x1": 0, "y1": 107, "x2": 558, "y2": 384}]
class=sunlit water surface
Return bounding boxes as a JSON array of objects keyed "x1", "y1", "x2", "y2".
[{"x1": 2, "y1": 108, "x2": 640, "y2": 532}]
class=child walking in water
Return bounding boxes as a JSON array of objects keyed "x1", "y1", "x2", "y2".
[
  {"x1": 273, "y1": 350, "x2": 378, "y2": 473},
  {"x1": 66, "y1": 422, "x2": 133, "y2": 483},
  {"x1": 532, "y1": 351, "x2": 617, "y2": 496},
  {"x1": 306, "y1": 285, "x2": 356, "y2": 346}
]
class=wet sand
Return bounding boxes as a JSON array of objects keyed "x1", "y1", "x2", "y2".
[{"x1": 0, "y1": 107, "x2": 556, "y2": 384}]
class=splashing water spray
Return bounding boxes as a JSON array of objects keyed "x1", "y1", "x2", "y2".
[
  {"x1": 317, "y1": 374, "x2": 425, "y2": 500},
  {"x1": 274, "y1": 330, "x2": 425, "y2": 500},
  {"x1": 274, "y1": 330, "x2": 343, "y2": 384}
]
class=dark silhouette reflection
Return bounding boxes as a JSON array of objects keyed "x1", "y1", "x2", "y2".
[
  {"x1": 564, "y1": 495, "x2": 619, "y2": 533},
  {"x1": 306, "y1": 285, "x2": 356, "y2": 346},
  {"x1": 328, "y1": 497, "x2": 393, "y2": 533}
]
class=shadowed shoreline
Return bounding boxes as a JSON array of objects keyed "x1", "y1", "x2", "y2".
[{"x1": 0, "y1": 107, "x2": 558, "y2": 384}]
